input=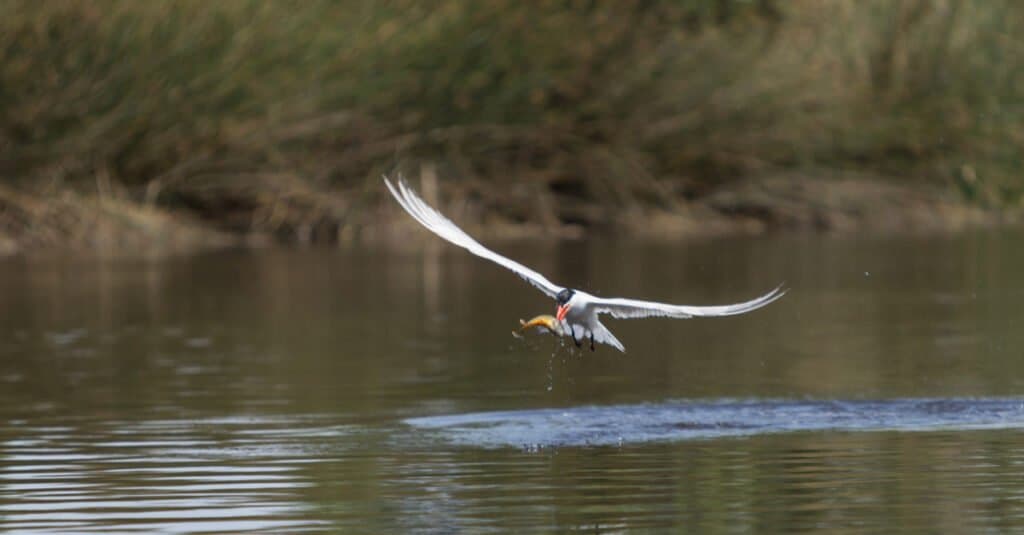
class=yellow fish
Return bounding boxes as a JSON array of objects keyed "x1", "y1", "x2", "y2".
[{"x1": 515, "y1": 314, "x2": 564, "y2": 337}]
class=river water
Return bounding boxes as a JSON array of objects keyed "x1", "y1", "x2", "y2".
[{"x1": 1, "y1": 230, "x2": 1023, "y2": 532}]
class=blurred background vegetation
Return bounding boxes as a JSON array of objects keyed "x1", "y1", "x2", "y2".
[{"x1": 1, "y1": 0, "x2": 1022, "y2": 244}]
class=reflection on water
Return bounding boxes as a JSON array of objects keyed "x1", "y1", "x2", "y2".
[
  {"x1": 1, "y1": 416, "x2": 334, "y2": 533},
  {"x1": 0, "y1": 230, "x2": 1023, "y2": 531}
]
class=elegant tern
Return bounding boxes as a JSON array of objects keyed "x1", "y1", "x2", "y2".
[{"x1": 384, "y1": 176, "x2": 785, "y2": 352}]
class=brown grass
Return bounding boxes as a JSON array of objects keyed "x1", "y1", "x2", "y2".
[{"x1": 1, "y1": 0, "x2": 1022, "y2": 245}]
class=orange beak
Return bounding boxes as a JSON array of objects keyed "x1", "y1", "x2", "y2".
[{"x1": 556, "y1": 304, "x2": 570, "y2": 322}]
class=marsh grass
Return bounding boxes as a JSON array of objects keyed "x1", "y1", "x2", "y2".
[{"x1": 1, "y1": 0, "x2": 1022, "y2": 240}]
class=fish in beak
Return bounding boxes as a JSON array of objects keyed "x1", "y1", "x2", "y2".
[{"x1": 516, "y1": 314, "x2": 564, "y2": 336}]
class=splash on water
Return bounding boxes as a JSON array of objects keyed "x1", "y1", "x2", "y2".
[{"x1": 404, "y1": 398, "x2": 1024, "y2": 449}]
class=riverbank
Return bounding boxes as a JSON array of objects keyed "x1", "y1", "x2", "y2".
[
  {"x1": 0, "y1": 172, "x2": 1014, "y2": 255},
  {"x1": 3, "y1": 1, "x2": 1022, "y2": 253},
  {"x1": 0, "y1": 186, "x2": 233, "y2": 255}
]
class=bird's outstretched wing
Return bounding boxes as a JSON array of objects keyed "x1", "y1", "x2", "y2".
[
  {"x1": 384, "y1": 176, "x2": 564, "y2": 298},
  {"x1": 591, "y1": 285, "x2": 786, "y2": 320}
]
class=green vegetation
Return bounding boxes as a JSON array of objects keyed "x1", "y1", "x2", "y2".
[{"x1": 1, "y1": 1, "x2": 1022, "y2": 242}]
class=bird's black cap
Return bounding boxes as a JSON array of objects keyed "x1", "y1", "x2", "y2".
[{"x1": 556, "y1": 288, "x2": 575, "y2": 305}]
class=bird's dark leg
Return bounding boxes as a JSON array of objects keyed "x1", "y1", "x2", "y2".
[
  {"x1": 589, "y1": 333, "x2": 595, "y2": 352},
  {"x1": 570, "y1": 325, "x2": 581, "y2": 348}
]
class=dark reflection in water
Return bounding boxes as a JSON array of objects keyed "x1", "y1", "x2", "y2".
[{"x1": 0, "y1": 230, "x2": 1023, "y2": 532}]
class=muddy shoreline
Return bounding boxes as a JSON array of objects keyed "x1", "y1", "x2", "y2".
[{"x1": 0, "y1": 175, "x2": 1015, "y2": 255}]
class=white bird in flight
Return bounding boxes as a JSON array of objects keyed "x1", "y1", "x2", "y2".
[{"x1": 384, "y1": 176, "x2": 785, "y2": 352}]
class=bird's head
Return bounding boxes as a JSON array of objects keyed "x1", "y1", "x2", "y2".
[{"x1": 555, "y1": 289, "x2": 575, "y2": 321}]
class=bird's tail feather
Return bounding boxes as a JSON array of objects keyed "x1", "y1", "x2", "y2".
[{"x1": 592, "y1": 322, "x2": 625, "y2": 353}]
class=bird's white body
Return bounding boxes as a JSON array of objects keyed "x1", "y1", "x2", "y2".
[
  {"x1": 384, "y1": 176, "x2": 784, "y2": 352},
  {"x1": 557, "y1": 290, "x2": 626, "y2": 352}
]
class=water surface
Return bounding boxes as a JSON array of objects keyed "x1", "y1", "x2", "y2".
[{"x1": 1, "y1": 231, "x2": 1024, "y2": 532}]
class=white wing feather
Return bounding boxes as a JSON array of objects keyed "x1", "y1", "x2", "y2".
[
  {"x1": 384, "y1": 176, "x2": 564, "y2": 298},
  {"x1": 592, "y1": 285, "x2": 786, "y2": 320}
]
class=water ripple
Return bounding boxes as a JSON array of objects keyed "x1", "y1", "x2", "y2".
[
  {"x1": 0, "y1": 416, "x2": 341, "y2": 533},
  {"x1": 404, "y1": 398, "x2": 1024, "y2": 448}
]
